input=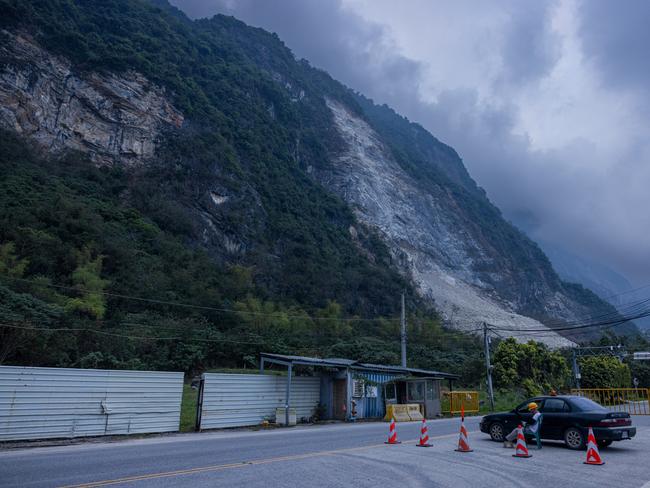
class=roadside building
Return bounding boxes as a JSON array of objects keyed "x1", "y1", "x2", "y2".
[
  {"x1": 259, "y1": 353, "x2": 457, "y2": 422},
  {"x1": 197, "y1": 353, "x2": 458, "y2": 430}
]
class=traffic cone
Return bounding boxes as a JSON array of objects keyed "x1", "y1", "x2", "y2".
[
  {"x1": 385, "y1": 417, "x2": 401, "y2": 444},
  {"x1": 417, "y1": 418, "x2": 432, "y2": 447},
  {"x1": 584, "y1": 427, "x2": 605, "y2": 465},
  {"x1": 512, "y1": 425, "x2": 532, "y2": 458},
  {"x1": 454, "y1": 406, "x2": 473, "y2": 452}
]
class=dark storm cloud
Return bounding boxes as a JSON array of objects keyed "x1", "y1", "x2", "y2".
[
  {"x1": 173, "y1": 0, "x2": 422, "y2": 103},
  {"x1": 498, "y1": 1, "x2": 561, "y2": 85},
  {"x1": 578, "y1": 0, "x2": 650, "y2": 92},
  {"x1": 170, "y1": 0, "x2": 650, "y2": 286}
]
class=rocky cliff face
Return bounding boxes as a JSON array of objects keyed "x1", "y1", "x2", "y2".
[
  {"x1": 319, "y1": 99, "x2": 575, "y2": 347},
  {"x1": 0, "y1": 31, "x2": 183, "y2": 166}
]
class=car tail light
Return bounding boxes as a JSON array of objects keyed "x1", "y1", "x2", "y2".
[{"x1": 596, "y1": 418, "x2": 631, "y2": 427}]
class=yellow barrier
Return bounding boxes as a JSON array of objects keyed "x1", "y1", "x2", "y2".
[
  {"x1": 571, "y1": 388, "x2": 650, "y2": 415},
  {"x1": 443, "y1": 391, "x2": 480, "y2": 415},
  {"x1": 383, "y1": 404, "x2": 423, "y2": 421}
]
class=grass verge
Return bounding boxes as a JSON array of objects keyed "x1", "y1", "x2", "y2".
[{"x1": 180, "y1": 384, "x2": 199, "y2": 432}]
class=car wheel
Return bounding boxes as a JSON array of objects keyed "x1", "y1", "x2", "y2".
[
  {"x1": 598, "y1": 439, "x2": 613, "y2": 449},
  {"x1": 489, "y1": 422, "x2": 505, "y2": 442},
  {"x1": 564, "y1": 427, "x2": 585, "y2": 450}
]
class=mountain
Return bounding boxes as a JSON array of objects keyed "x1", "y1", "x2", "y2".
[
  {"x1": 0, "y1": 0, "x2": 636, "y2": 373},
  {"x1": 541, "y1": 242, "x2": 650, "y2": 331}
]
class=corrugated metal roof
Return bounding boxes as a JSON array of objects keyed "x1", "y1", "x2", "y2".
[
  {"x1": 323, "y1": 358, "x2": 357, "y2": 366},
  {"x1": 358, "y1": 363, "x2": 458, "y2": 379},
  {"x1": 260, "y1": 353, "x2": 458, "y2": 379},
  {"x1": 260, "y1": 353, "x2": 354, "y2": 367}
]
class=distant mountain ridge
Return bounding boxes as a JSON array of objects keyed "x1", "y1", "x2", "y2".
[
  {"x1": 0, "y1": 0, "x2": 636, "y2": 350},
  {"x1": 541, "y1": 242, "x2": 649, "y2": 331}
]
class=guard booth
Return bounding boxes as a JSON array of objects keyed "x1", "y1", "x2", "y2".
[
  {"x1": 259, "y1": 353, "x2": 457, "y2": 422},
  {"x1": 384, "y1": 376, "x2": 443, "y2": 418}
]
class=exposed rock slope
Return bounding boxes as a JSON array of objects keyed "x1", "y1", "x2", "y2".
[
  {"x1": 320, "y1": 100, "x2": 575, "y2": 347},
  {"x1": 0, "y1": 31, "x2": 183, "y2": 165}
]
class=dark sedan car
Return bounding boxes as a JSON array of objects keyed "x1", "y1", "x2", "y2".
[{"x1": 480, "y1": 395, "x2": 636, "y2": 449}]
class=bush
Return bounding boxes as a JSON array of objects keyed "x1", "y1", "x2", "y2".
[
  {"x1": 492, "y1": 338, "x2": 570, "y2": 394},
  {"x1": 579, "y1": 356, "x2": 631, "y2": 388}
]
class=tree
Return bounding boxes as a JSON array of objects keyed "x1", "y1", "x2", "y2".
[
  {"x1": 0, "y1": 242, "x2": 28, "y2": 279},
  {"x1": 64, "y1": 248, "x2": 109, "y2": 319},
  {"x1": 493, "y1": 338, "x2": 570, "y2": 396},
  {"x1": 579, "y1": 356, "x2": 631, "y2": 388},
  {"x1": 0, "y1": 285, "x2": 63, "y2": 364}
]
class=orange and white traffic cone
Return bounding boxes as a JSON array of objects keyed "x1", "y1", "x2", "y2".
[
  {"x1": 512, "y1": 424, "x2": 532, "y2": 458},
  {"x1": 417, "y1": 418, "x2": 432, "y2": 447},
  {"x1": 385, "y1": 417, "x2": 401, "y2": 444},
  {"x1": 584, "y1": 427, "x2": 605, "y2": 465},
  {"x1": 454, "y1": 407, "x2": 473, "y2": 452}
]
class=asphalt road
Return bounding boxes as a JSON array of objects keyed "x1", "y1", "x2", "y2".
[{"x1": 1, "y1": 416, "x2": 649, "y2": 488}]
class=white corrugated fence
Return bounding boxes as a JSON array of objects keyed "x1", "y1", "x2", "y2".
[
  {"x1": 199, "y1": 373, "x2": 320, "y2": 430},
  {"x1": 0, "y1": 366, "x2": 184, "y2": 441}
]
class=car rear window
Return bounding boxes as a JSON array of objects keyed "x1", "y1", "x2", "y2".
[
  {"x1": 570, "y1": 397, "x2": 607, "y2": 412},
  {"x1": 542, "y1": 398, "x2": 569, "y2": 412}
]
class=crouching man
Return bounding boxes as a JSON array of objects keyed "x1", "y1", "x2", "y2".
[{"x1": 504, "y1": 402, "x2": 540, "y2": 448}]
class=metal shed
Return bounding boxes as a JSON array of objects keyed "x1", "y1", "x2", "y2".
[{"x1": 259, "y1": 353, "x2": 457, "y2": 422}]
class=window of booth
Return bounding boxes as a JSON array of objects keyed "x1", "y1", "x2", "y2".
[
  {"x1": 385, "y1": 383, "x2": 397, "y2": 401},
  {"x1": 407, "y1": 381, "x2": 425, "y2": 401},
  {"x1": 426, "y1": 381, "x2": 434, "y2": 400}
]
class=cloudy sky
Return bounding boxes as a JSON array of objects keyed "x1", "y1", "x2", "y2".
[{"x1": 172, "y1": 0, "x2": 650, "y2": 288}]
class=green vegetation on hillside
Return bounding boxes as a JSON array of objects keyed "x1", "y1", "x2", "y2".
[
  {"x1": 0, "y1": 130, "x2": 484, "y2": 378},
  {"x1": 0, "y1": 0, "x2": 638, "y2": 380},
  {"x1": 0, "y1": 0, "x2": 488, "y2": 375}
]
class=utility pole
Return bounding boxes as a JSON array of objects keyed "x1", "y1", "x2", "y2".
[
  {"x1": 401, "y1": 291, "x2": 407, "y2": 368},
  {"x1": 572, "y1": 349, "x2": 581, "y2": 389},
  {"x1": 483, "y1": 323, "x2": 495, "y2": 411}
]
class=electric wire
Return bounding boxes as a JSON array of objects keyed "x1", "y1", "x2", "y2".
[
  {"x1": 489, "y1": 307, "x2": 650, "y2": 333},
  {"x1": 3, "y1": 274, "x2": 646, "y2": 342},
  {"x1": 0, "y1": 319, "x2": 485, "y2": 345},
  {"x1": 600, "y1": 282, "x2": 650, "y2": 301},
  {"x1": 0, "y1": 275, "x2": 402, "y2": 322}
]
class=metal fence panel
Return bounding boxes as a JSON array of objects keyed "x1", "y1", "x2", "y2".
[
  {"x1": 0, "y1": 366, "x2": 184, "y2": 441},
  {"x1": 571, "y1": 388, "x2": 650, "y2": 415},
  {"x1": 442, "y1": 391, "x2": 480, "y2": 415},
  {"x1": 199, "y1": 373, "x2": 320, "y2": 429}
]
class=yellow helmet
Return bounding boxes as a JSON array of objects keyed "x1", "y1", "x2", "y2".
[{"x1": 528, "y1": 402, "x2": 538, "y2": 410}]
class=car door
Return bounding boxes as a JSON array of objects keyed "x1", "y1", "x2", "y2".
[
  {"x1": 507, "y1": 399, "x2": 543, "y2": 433},
  {"x1": 540, "y1": 398, "x2": 570, "y2": 440}
]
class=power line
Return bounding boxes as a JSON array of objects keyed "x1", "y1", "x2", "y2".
[
  {"x1": 0, "y1": 322, "x2": 270, "y2": 345},
  {"x1": 492, "y1": 302, "x2": 650, "y2": 332},
  {"x1": 489, "y1": 307, "x2": 650, "y2": 335},
  {"x1": 0, "y1": 275, "x2": 401, "y2": 323},
  {"x1": 0, "y1": 276, "x2": 492, "y2": 338},
  {"x1": 6, "y1": 274, "x2": 641, "y2": 342},
  {"x1": 521, "y1": 296, "x2": 650, "y2": 330},
  {"x1": 600, "y1": 282, "x2": 650, "y2": 301},
  {"x1": 0, "y1": 319, "x2": 484, "y2": 345}
]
